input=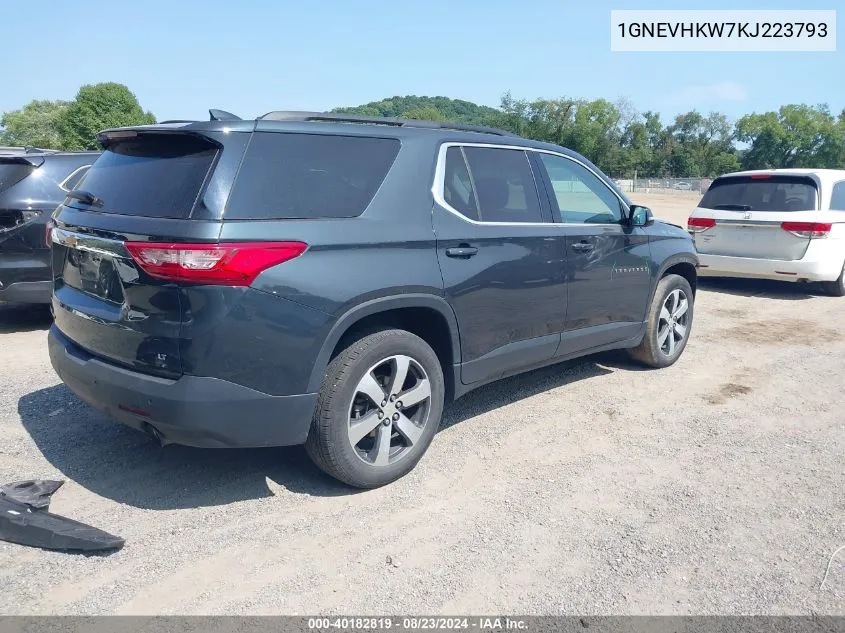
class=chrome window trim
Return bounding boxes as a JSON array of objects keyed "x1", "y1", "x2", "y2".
[
  {"x1": 432, "y1": 141, "x2": 629, "y2": 228},
  {"x1": 58, "y1": 164, "x2": 92, "y2": 192}
]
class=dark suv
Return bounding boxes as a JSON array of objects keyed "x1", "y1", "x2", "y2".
[
  {"x1": 47, "y1": 111, "x2": 698, "y2": 488},
  {"x1": 1, "y1": 150, "x2": 99, "y2": 304}
]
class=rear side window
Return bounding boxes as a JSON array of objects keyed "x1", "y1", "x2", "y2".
[
  {"x1": 225, "y1": 133, "x2": 400, "y2": 220},
  {"x1": 830, "y1": 181, "x2": 845, "y2": 211},
  {"x1": 73, "y1": 135, "x2": 218, "y2": 218},
  {"x1": 0, "y1": 163, "x2": 34, "y2": 194},
  {"x1": 462, "y1": 147, "x2": 543, "y2": 223},
  {"x1": 699, "y1": 175, "x2": 818, "y2": 212}
]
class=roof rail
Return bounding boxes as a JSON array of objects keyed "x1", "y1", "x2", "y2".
[
  {"x1": 257, "y1": 110, "x2": 515, "y2": 137},
  {"x1": 24, "y1": 146, "x2": 60, "y2": 154}
]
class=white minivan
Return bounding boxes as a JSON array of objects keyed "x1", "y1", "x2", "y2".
[{"x1": 687, "y1": 169, "x2": 845, "y2": 296}]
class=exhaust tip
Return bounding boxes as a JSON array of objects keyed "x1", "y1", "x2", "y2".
[{"x1": 142, "y1": 423, "x2": 170, "y2": 447}]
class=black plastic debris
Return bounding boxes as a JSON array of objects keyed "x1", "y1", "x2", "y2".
[
  {"x1": 0, "y1": 480, "x2": 124, "y2": 552},
  {"x1": 0, "y1": 479, "x2": 65, "y2": 509}
]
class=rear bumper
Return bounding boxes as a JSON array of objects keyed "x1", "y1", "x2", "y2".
[
  {"x1": 0, "y1": 280, "x2": 51, "y2": 304},
  {"x1": 0, "y1": 249, "x2": 52, "y2": 304},
  {"x1": 698, "y1": 241, "x2": 844, "y2": 282},
  {"x1": 48, "y1": 326, "x2": 318, "y2": 448}
]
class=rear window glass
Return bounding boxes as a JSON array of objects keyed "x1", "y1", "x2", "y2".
[
  {"x1": 0, "y1": 164, "x2": 34, "y2": 194},
  {"x1": 225, "y1": 132, "x2": 400, "y2": 220},
  {"x1": 699, "y1": 176, "x2": 817, "y2": 212},
  {"x1": 73, "y1": 135, "x2": 218, "y2": 218}
]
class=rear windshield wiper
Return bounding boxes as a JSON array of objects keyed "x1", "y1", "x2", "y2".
[
  {"x1": 65, "y1": 190, "x2": 104, "y2": 208},
  {"x1": 712, "y1": 204, "x2": 752, "y2": 211}
]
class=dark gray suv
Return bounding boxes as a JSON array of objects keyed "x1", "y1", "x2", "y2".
[
  {"x1": 0, "y1": 150, "x2": 98, "y2": 304},
  {"x1": 47, "y1": 111, "x2": 698, "y2": 488}
]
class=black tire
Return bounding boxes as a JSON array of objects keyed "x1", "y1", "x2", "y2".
[
  {"x1": 821, "y1": 261, "x2": 845, "y2": 297},
  {"x1": 305, "y1": 328, "x2": 445, "y2": 488},
  {"x1": 629, "y1": 273, "x2": 694, "y2": 368}
]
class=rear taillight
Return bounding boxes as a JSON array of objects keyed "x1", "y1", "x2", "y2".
[
  {"x1": 45, "y1": 219, "x2": 54, "y2": 247},
  {"x1": 124, "y1": 241, "x2": 308, "y2": 286},
  {"x1": 687, "y1": 217, "x2": 716, "y2": 233},
  {"x1": 780, "y1": 222, "x2": 832, "y2": 239}
]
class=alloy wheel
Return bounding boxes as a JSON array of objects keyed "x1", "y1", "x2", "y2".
[
  {"x1": 657, "y1": 288, "x2": 689, "y2": 356},
  {"x1": 347, "y1": 355, "x2": 432, "y2": 466}
]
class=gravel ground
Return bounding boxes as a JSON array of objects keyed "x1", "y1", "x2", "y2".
[{"x1": 0, "y1": 196, "x2": 843, "y2": 615}]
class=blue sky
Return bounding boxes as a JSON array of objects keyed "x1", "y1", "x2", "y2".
[{"x1": 3, "y1": 0, "x2": 841, "y2": 125}]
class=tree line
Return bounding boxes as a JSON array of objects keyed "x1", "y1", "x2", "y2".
[
  {"x1": 4, "y1": 86, "x2": 844, "y2": 178},
  {"x1": 336, "y1": 94, "x2": 845, "y2": 178}
]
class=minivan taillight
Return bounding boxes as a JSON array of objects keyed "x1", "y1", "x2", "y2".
[
  {"x1": 45, "y1": 219, "x2": 55, "y2": 247},
  {"x1": 780, "y1": 222, "x2": 832, "y2": 239},
  {"x1": 124, "y1": 241, "x2": 308, "y2": 285},
  {"x1": 687, "y1": 217, "x2": 716, "y2": 233}
]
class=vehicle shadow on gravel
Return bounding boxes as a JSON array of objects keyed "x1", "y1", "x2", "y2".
[
  {"x1": 698, "y1": 277, "x2": 822, "y2": 300},
  {"x1": 18, "y1": 354, "x2": 627, "y2": 509},
  {"x1": 440, "y1": 354, "x2": 628, "y2": 431},
  {"x1": 17, "y1": 384, "x2": 353, "y2": 509},
  {"x1": 0, "y1": 304, "x2": 52, "y2": 333}
]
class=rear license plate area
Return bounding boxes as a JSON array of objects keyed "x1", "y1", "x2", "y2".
[{"x1": 62, "y1": 247, "x2": 125, "y2": 304}]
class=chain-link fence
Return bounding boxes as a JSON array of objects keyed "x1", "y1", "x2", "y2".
[{"x1": 613, "y1": 176, "x2": 712, "y2": 195}]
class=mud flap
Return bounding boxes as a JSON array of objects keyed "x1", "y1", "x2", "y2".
[{"x1": 0, "y1": 480, "x2": 124, "y2": 552}]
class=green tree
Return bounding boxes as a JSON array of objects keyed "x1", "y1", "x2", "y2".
[
  {"x1": 665, "y1": 111, "x2": 738, "y2": 177},
  {"x1": 58, "y1": 83, "x2": 155, "y2": 150},
  {"x1": 735, "y1": 104, "x2": 844, "y2": 169},
  {"x1": 494, "y1": 95, "x2": 625, "y2": 174},
  {"x1": 333, "y1": 95, "x2": 499, "y2": 125},
  {"x1": 0, "y1": 99, "x2": 70, "y2": 149}
]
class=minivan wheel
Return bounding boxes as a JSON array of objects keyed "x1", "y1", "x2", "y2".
[
  {"x1": 305, "y1": 329, "x2": 445, "y2": 488},
  {"x1": 629, "y1": 274, "x2": 694, "y2": 368},
  {"x1": 821, "y1": 260, "x2": 845, "y2": 297}
]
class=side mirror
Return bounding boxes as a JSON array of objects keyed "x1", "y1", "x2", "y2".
[{"x1": 629, "y1": 204, "x2": 654, "y2": 227}]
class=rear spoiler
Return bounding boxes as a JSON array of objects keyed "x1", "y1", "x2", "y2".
[{"x1": 0, "y1": 155, "x2": 45, "y2": 168}]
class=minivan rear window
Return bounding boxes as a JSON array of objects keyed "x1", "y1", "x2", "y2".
[
  {"x1": 699, "y1": 175, "x2": 817, "y2": 212},
  {"x1": 71, "y1": 135, "x2": 218, "y2": 218},
  {"x1": 225, "y1": 132, "x2": 400, "y2": 220}
]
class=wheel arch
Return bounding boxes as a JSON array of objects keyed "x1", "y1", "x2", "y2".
[
  {"x1": 650, "y1": 254, "x2": 699, "y2": 305},
  {"x1": 306, "y1": 294, "x2": 461, "y2": 394}
]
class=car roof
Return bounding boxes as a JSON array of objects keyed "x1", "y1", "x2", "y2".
[
  {"x1": 719, "y1": 168, "x2": 845, "y2": 188},
  {"x1": 103, "y1": 109, "x2": 587, "y2": 149},
  {"x1": 99, "y1": 116, "x2": 592, "y2": 165}
]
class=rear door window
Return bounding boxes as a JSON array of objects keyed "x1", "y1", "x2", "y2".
[
  {"x1": 70, "y1": 135, "x2": 219, "y2": 218},
  {"x1": 225, "y1": 132, "x2": 400, "y2": 220},
  {"x1": 461, "y1": 147, "x2": 543, "y2": 223},
  {"x1": 699, "y1": 176, "x2": 818, "y2": 211}
]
